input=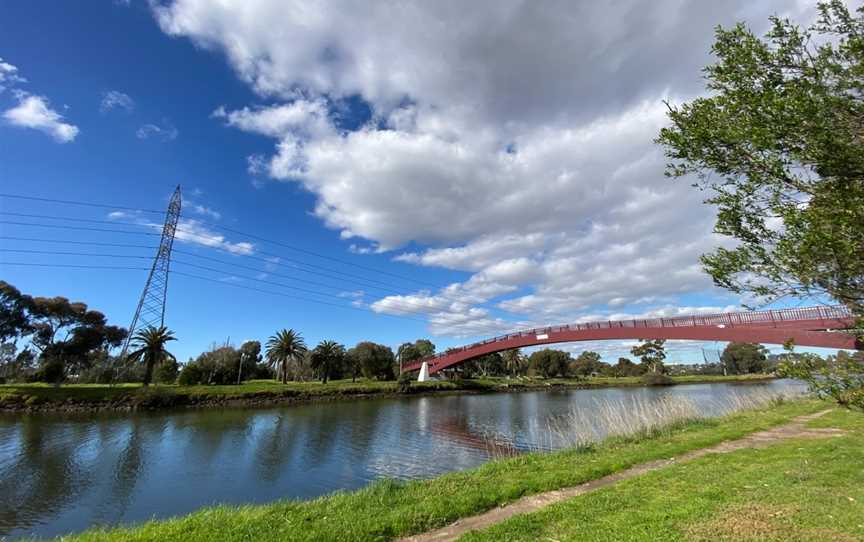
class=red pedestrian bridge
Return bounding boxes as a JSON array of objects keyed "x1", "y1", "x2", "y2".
[{"x1": 402, "y1": 305, "x2": 861, "y2": 375}]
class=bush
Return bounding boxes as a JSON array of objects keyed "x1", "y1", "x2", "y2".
[
  {"x1": 641, "y1": 373, "x2": 674, "y2": 386},
  {"x1": 178, "y1": 363, "x2": 204, "y2": 386},
  {"x1": 780, "y1": 350, "x2": 864, "y2": 410},
  {"x1": 397, "y1": 371, "x2": 413, "y2": 393},
  {"x1": 156, "y1": 358, "x2": 180, "y2": 384}
]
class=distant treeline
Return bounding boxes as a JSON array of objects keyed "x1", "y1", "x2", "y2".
[{"x1": 0, "y1": 280, "x2": 849, "y2": 387}]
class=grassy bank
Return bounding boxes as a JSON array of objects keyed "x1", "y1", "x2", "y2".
[
  {"x1": 465, "y1": 407, "x2": 864, "y2": 541},
  {"x1": 41, "y1": 398, "x2": 839, "y2": 541},
  {"x1": 0, "y1": 374, "x2": 776, "y2": 412}
]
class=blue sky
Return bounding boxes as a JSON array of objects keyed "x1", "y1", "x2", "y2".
[{"x1": 0, "y1": 0, "x2": 845, "y2": 363}]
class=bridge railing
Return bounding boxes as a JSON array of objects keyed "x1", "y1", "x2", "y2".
[{"x1": 409, "y1": 305, "x2": 852, "y2": 369}]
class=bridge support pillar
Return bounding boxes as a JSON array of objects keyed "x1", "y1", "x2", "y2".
[{"x1": 417, "y1": 361, "x2": 430, "y2": 382}]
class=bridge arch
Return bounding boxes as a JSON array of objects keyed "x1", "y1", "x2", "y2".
[{"x1": 403, "y1": 306, "x2": 860, "y2": 375}]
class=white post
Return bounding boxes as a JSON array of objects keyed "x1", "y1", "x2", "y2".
[{"x1": 417, "y1": 361, "x2": 430, "y2": 382}]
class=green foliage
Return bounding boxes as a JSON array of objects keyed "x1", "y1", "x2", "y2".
[
  {"x1": 630, "y1": 339, "x2": 667, "y2": 374},
  {"x1": 529, "y1": 349, "x2": 572, "y2": 378},
  {"x1": 265, "y1": 329, "x2": 308, "y2": 384},
  {"x1": 501, "y1": 349, "x2": 527, "y2": 377},
  {"x1": 397, "y1": 339, "x2": 436, "y2": 368},
  {"x1": 656, "y1": 1, "x2": 864, "y2": 316},
  {"x1": 613, "y1": 357, "x2": 643, "y2": 377},
  {"x1": 178, "y1": 363, "x2": 204, "y2": 386},
  {"x1": 0, "y1": 280, "x2": 32, "y2": 341},
  {"x1": 126, "y1": 326, "x2": 177, "y2": 387},
  {"x1": 721, "y1": 342, "x2": 769, "y2": 374},
  {"x1": 397, "y1": 371, "x2": 413, "y2": 393},
  {"x1": 348, "y1": 341, "x2": 396, "y2": 380},
  {"x1": 156, "y1": 357, "x2": 180, "y2": 384},
  {"x1": 309, "y1": 340, "x2": 346, "y2": 384},
  {"x1": 780, "y1": 350, "x2": 864, "y2": 410},
  {"x1": 569, "y1": 351, "x2": 610, "y2": 377},
  {"x1": 641, "y1": 373, "x2": 675, "y2": 386}
]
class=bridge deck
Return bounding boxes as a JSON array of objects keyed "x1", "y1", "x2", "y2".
[{"x1": 403, "y1": 305, "x2": 860, "y2": 374}]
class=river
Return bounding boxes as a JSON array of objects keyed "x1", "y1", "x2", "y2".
[{"x1": 0, "y1": 379, "x2": 806, "y2": 539}]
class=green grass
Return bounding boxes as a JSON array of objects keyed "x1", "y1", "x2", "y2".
[
  {"x1": 0, "y1": 374, "x2": 776, "y2": 410},
  {"x1": 463, "y1": 407, "x2": 864, "y2": 541},
  {"x1": 44, "y1": 399, "x2": 830, "y2": 541}
]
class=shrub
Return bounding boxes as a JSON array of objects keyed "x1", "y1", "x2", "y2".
[
  {"x1": 156, "y1": 358, "x2": 180, "y2": 384},
  {"x1": 178, "y1": 363, "x2": 204, "y2": 386},
  {"x1": 397, "y1": 371, "x2": 413, "y2": 393},
  {"x1": 641, "y1": 373, "x2": 674, "y2": 386}
]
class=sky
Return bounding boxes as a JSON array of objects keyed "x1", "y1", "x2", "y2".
[{"x1": 0, "y1": 0, "x2": 848, "y2": 363}]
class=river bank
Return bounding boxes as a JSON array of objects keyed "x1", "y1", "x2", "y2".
[
  {"x1": 0, "y1": 374, "x2": 776, "y2": 413},
  {"x1": 34, "y1": 398, "x2": 863, "y2": 541}
]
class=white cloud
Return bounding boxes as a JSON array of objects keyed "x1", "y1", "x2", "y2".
[
  {"x1": 137, "y1": 121, "x2": 178, "y2": 141},
  {"x1": 0, "y1": 58, "x2": 26, "y2": 92},
  {"x1": 153, "y1": 0, "x2": 816, "y2": 337},
  {"x1": 106, "y1": 211, "x2": 254, "y2": 255},
  {"x1": 3, "y1": 94, "x2": 79, "y2": 143},
  {"x1": 188, "y1": 202, "x2": 222, "y2": 220},
  {"x1": 100, "y1": 90, "x2": 135, "y2": 113}
]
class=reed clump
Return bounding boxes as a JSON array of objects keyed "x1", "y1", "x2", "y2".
[{"x1": 546, "y1": 389, "x2": 804, "y2": 450}]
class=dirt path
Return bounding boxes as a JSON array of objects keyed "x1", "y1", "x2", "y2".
[{"x1": 399, "y1": 410, "x2": 845, "y2": 542}]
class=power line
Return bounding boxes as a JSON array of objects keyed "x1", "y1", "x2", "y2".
[
  {"x1": 0, "y1": 220, "x2": 161, "y2": 236},
  {"x1": 0, "y1": 261, "x2": 150, "y2": 271},
  {"x1": 0, "y1": 235, "x2": 158, "y2": 250},
  {"x1": 0, "y1": 249, "x2": 514, "y2": 328},
  {"x1": 0, "y1": 193, "x2": 165, "y2": 215},
  {"x1": 0, "y1": 225, "x2": 486, "y2": 309},
  {"x1": 0, "y1": 215, "x2": 425, "y2": 292},
  {"x1": 0, "y1": 261, "x2": 438, "y2": 327},
  {"x1": 0, "y1": 192, "x2": 445, "y2": 288}
]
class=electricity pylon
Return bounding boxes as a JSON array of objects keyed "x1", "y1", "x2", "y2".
[{"x1": 119, "y1": 186, "x2": 182, "y2": 359}]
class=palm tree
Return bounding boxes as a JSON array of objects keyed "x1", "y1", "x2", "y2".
[
  {"x1": 266, "y1": 329, "x2": 307, "y2": 384},
  {"x1": 127, "y1": 325, "x2": 177, "y2": 387},
  {"x1": 309, "y1": 340, "x2": 345, "y2": 384},
  {"x1": 502, "y1": 349, "x2": 524, "y2": 378}
]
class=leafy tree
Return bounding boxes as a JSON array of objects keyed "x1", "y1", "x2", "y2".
[
  {"x1": 309, "y1": 340, "x2": 346, "y2": 384},
  {"x1": 501, "y1": 348, "x2": 526, "y2": 377},
  {"x1": 237, "y1": 340, "x2": 262, "y2": 383},
  {"x1": 126, "y1": 326, "x2": 177, "y2": 387},
  {"x1": 780, "y1": 350, "x2": 864, "y2": 410},
  {"x1": 569, "y1": 351, "x2": 610, "y2": 377},
  {"x1": 721, "y1": 342, "x2": 769, "y2": 374},
  {"x1": 0, "y1": 280, "x2": 33, "y2": 342},
  {"x1": 656, "y1": 1, "x2": 864, "y2": 317},
  {"x1": 24, "y1": 294, "x2": 126, "y2": 385},
  {"x1": 464, "y1": 352, "x2": 505, "y2": 378},
  {"x1": 396, "y1": 339, "x2": 435, "y2": 371},
  {"x1": 631, "y1": 339, "x2": 667, "y2": 374},
  {"x1": 265, "y1": 329, "x2": 307, "y2": 384},
  {"x1": 155, "y1": 357, "x2": 180, "y2": 384},
  {"x1": 529, "y1": 349, "x2": 571, "y2": 378},
  {"x1": 613, "y1": 357, "x2": 642, "y2": 377},
  {"x1": 348, "y1": 342, "x2": 396, "y2": 380}
]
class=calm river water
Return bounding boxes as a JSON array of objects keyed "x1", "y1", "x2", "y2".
[{"x1": 0, "y1": 379, "x2": 805, "y2": 539}]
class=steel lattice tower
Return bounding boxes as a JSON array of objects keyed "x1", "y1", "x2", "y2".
[{"x1": 119, "y1": 186, "x2": 182, "y2": 359}]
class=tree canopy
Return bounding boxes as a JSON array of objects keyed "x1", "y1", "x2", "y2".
[
  {"x1": 657, "y1": 1, "x2": 864, "y2": 317},
  {"x1": 721, "y1": 342, "x2": 769, "y2": 375}
]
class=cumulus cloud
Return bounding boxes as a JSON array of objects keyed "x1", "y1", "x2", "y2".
[
  {"x1": 152, "y1": 0, "x2": 818, "y2": 345},
  {"x1": 100, "y1": 90, "x2": 135, "y2": 113},
  {"x1": 137, "y1": 121, "x2": 178, "y2": 141},
  {"x1": 3, "y1": 94, "x2": 79, "y2": 143}
]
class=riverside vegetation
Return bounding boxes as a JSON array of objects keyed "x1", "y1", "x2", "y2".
[{"x1": 2, "y1": 278, "x2": 807, "y2": 412}]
